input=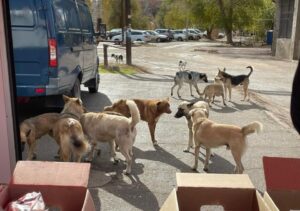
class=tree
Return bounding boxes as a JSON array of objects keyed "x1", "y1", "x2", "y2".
[
  {"x1": 216, "y1": 0, "x2": 265, "y2": 44},
  {"x1": 101, "y1": 0, "x2": 148, "y2": 30}
]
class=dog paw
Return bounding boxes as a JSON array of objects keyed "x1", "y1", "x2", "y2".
[
  {"x1": 183, "y1": 149, "x2": 190, "y2": 153},
  {"x1": 203, "y1": 167, "x2": 209, "y2": 172},
  {"x1": 192, "y1": 167, "x2": 198, "y2": 172},
  {"x1": 123, "y1": 170, "x2": 131, "y2": 175},
  {"x1": 153, "y1": 141, "x2": 159, "y2": 147}
]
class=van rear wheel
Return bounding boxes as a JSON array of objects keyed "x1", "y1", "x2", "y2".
[
  {"x1": 88, "y1": 74, "x2": 99, "y2": 93},
  {"x1": 71, "y1": 78, "x2": 81, "y2": 99}
]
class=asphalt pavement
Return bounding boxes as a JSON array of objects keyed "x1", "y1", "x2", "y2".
[{"x1": 22, "y1": 41, "x2": 300, "y2": 211}]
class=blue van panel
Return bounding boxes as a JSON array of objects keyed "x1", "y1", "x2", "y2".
[
  {"x1": 10, "y1": 0, "x2": 49, "y2": 96},
  {"x1": 10, "y1": 0, "x2": 99, "y2": 98}
]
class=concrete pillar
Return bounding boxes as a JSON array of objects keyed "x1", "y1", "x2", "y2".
[{"x1": 292, "y1": 0, "x2": 300, "y2": 59}]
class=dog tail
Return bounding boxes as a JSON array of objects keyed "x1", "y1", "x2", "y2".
[
  {"x1": 241, "y1": 121, "x2": 263, "y2": 136},
  {"x1": 246, "y1": 66, "x2": 253, "y2": 77},
  {"x1": 126, "y1": 100, "x2": 140, "y2": 129},
  {"x1": 71, "y1": 136, "x2": 90, "y2": 154}
]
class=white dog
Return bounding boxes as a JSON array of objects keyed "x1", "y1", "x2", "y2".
[{"x1": 81, "y1": 100, "x2": 140, "y2": 174}]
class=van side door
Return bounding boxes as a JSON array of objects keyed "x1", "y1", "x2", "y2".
[
  {"x1": 52, "y1": 0, "x2": 83, "y2": 91},
  {"x1": 77, "y1": 2, "x2": 97, "y2": 83}
]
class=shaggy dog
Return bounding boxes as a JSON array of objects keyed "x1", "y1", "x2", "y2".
[
  {"x1": 104, "y1": 98, "x2": 171, "y2": 146},
  {"x1": 81, "y1": 100, "x2": 140, "y2": 174},
  {"x1": 52, "y1": 95, "x2": 90, "y2": 162},
  {"x1": 19, "y1": 113, "x2": 60, "y2": 160},
  {"x1": 189, "y1": 108, "x2": 262, "y2": 173}
]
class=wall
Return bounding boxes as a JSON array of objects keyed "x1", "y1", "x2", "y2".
[
  {"x1": 273, "y1": 0, "x2": 300, "y2": 60},
  {"x1": 0, "y1": 1, "x2": 16, "y2": 183}
]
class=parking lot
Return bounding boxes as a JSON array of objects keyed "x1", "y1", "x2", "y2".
[{"x1": 21, "y1": 41, "x2": 300, "y2": 210}]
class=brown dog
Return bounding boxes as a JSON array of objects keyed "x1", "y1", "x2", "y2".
[
  {"x1": 52, "y1": 95, "x2": 90, "y2": 162},
  {"x1": 200, "y1": 83, "x2": 226, "y2": 107},
  {"x1": 189, "y1": 108, "x2": 262, "y2": 173},
  {"x1": 19, "y1": 113, "x2": 60, "y2": 160},
  {"x1": 104, "y1": 98, "x2": 172, "y2": 146}
]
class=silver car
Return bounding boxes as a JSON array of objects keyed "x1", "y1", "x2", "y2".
[{"x1": 172, "y1": 30, "x2": 188, "y2": 41}]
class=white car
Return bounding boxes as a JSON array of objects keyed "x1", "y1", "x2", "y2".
[
  {"x1": 111, "y1": 30, "x2": 151, "y2": 43},
  {"x1": 172, "y1": 30, "x2": 187, "y2": 41}
]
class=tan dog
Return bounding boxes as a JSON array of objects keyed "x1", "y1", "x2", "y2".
[
  {"x1": 217, "y1": 66, "x2": 253, "y2": 101},
  {"x1": 189, "y1": 108, "x2": 262, "y2": 173},
  {"x1": 19, "y1": 113, "x2": 60, "y2": 160},
  {"x1": 52, "y1": 95, "x2": 90, "y2": 162},
  {"x1": 81, "y1": 100, "x2": 140, "y2": 174},
  {"x1": 200, "y1": 83, "x2": 226, "y2": 107},
  {"x1": 104, "y1": 98, "x2": 172, "y2": 146},
  {"x1": 174, "y1": 101, "x2": 209, "y2": 152}
]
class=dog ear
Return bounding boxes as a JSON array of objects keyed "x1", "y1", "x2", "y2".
[
  {"x1": 203, "y1": 109, "x2": 209, "y2": 118},
  {"x1": 76, "y1": 98, "x2": 82, "y2": 105},
  {"x1": 26, "y1": 129, "x2": 32, "y2": 137},
  {"x1": 188, "y1": 109, "x2": 196, "y2": 117},
  {"x1": 63, "y1": 95, "x2": 70, "y2": 103},
  {"x1": 187, "y1": 102, "x2": 195, "y2": 108}
]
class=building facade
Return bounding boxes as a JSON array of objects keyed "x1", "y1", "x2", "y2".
[{"x1": 273, "y1": 0, "x2": 300, "y2": 60}]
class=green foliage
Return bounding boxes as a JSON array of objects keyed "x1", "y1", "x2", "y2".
[{"x1": 101, "y1": 0, "x2": 149, "y2": 30}]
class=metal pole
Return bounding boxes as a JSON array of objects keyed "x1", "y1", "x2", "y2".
[
  {"x1": 103, "y1": 44, "x2": 108, "y2": 67},
  {"x1": 125, "y1": 0, "x2": 132, "y2": 65}
]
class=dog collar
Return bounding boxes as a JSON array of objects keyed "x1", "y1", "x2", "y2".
[{"x1": 60, "y1": 112, "x2": 80, "y2": 120}]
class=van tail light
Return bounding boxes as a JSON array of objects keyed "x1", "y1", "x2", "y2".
[
  {"x1": 48, "y1": 39, "x2": 57, "y2": 67},
  {"x1": 35, "y1": 88, "x2": 45, "y2": 94}
]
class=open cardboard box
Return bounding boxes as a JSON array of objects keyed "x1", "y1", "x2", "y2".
[
  {"x1": 160, "y1": 173, "x2": 271, "y2": 211},
  {"x1": 263, "y1": 156, "x2": 300, "y2": 211},
  {"x1": 0, "y1": 161, "x2": 95, "y2": 211}
]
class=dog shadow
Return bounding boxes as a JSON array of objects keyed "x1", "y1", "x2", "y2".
[
  {"x1": 118, "y1": 72, "x2": 174, "y2": 83},
  {"x1": 134, "y1": 146, "x2": 195, "y2": 173},
  {"x1": 187, "y1": 150, "x2": 236, "y2": 173},
  {"x1": 210, "y1": 100, "x2": 265, "y2": 113},
  {"x1": 89, "y1": 144, "x2": 159, "y2": 211},
  {"x1": 81, "y1": 91, "x2": 112, "y2": 112}
]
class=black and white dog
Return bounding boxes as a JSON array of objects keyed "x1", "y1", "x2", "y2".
[
  {"x1": 178, "y1": 60, "x2": 187, "y2": 71},
  {"x1": 111, "y1": 54, "x2": 123, "y2": 64},
  {"x1": 171, "y1": 70, "x2": 208, "y2": 97}
]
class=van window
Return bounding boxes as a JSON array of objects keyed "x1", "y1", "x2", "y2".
[
  {"x1": 52, "y1": 1, "x2": 67, "y2": 31},
  {"x1": 63, "y1": 0, "x2": 81, "y2": 31},
  {"x1": 10, "y1": 0, "x2": 35, "y2": 27},
  {"x1": 78, "y1": 4, "x2": 93, "y2": 33}
]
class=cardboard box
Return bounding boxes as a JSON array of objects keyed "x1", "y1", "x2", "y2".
[
  {"x1": 263, "y1": 156, "x2": 300, "y2": 211},
  {"x1": 160, "y1": 173, "x2": 271, "y2": 211},
  {"x1": 0, "y1": 161, "x2": 95, "y2": 211}
]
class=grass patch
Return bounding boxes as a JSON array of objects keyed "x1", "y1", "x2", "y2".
[{"x1": 99, "y1": 64, "x2": 139, "y2": 75}]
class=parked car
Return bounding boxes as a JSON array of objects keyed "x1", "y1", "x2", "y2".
[
  {"x1": 9, "y1": 0, "x2": 100, "y2": 102},
  {"x1": 146, "y1": 30, "x2": 168, "y2": 42},
  {"x1": 183, "y1": 29, "x2": 201, "y2": 40},
  {"x1": 111, "y1": 30, "x2": 151, "y2": 43},
  {"x1": 154, "y1": 29, "x2": 174, "y2": 41},
  {"x1": 172, "y1": 30, "x2": 187, "y2": 41},
  {"x1": 107, "y1": 28, "x2": 122, "y2": 40}
]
